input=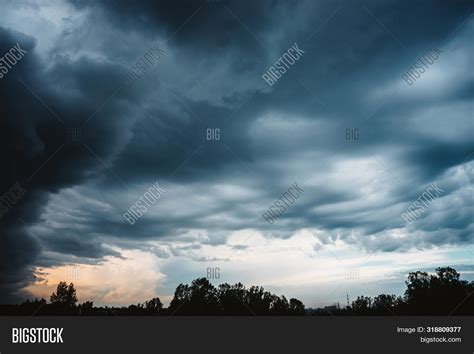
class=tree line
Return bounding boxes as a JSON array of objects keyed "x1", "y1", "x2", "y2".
[{"x1": 0, "y1": 267, "x2": 472, "y2": 315}]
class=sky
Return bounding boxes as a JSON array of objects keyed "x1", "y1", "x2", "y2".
[{"x1": 0, "y1": 0, "x2": 473, "y2": 308}]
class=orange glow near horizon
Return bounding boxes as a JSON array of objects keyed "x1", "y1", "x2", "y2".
[{"x1": 22, "y1": 250, "x2": 167, "y2": 306}]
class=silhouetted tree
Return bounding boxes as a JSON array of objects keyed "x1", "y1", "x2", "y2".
[
  {"x1": 371, "y1": 294, "x2": 401, "y2": 315},
  {"x1": 50, "y1": 282, "x2": 78, "y2": 308},
  {"x1": 404, "y1": 267, "x2": 473, "y2": 315},
  {"x1": 246, "y1": 286, "x2": 274, "y2": 315},
  {"x1": 404, "y1": 270, "x2": 431, "y2": 311},
  {"x1": 15, "y1": 298, "x2": 47, "y2": 315},
  {"x1": 351, "y1": 296, "x2": 371, "y2": 314},
  {"x1": 218, "y1": 282, "x2": 249, "y2": 315},
  {"x1": 269, "y1": 295, "x2": 290, "y2": 315},
  {"x1": 289, "y1": 298, "x2": 305, "y2": 315},
  {"x1": 169, "y1": 278, "x2": 220, "y2": 315},
  {"x1": 168, "y1": 279, "x2": 303, "y2": 315},
  {"x1": 168, "y1": 283, "x2": 189, "y2": 314},
  {"x1": 145, "y1": 297, "x2": 163, "y2": 315},
  {"x1": 1, "y1": 267, "x2": 471, "y2": 316},
  {"x1": 78, "y1": 301, "x2": 93, "y2": 315}
]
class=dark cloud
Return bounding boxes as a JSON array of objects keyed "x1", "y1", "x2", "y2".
[
  {"x1": 0, "y1": 0, "x2": 473, "y2": 301},
  {"x1": 0, "y1": 25, "x2": 134, "y2": 300}
]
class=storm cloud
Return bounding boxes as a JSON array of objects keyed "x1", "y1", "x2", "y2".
[{"x1": 0, "y1": 0, "x2": 472, "y2": 302}]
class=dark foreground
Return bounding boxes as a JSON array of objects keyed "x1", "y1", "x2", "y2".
[
  {"x1": 0, "y1": 316, "x2": 473, "y2": 354},
  {"x1": 1, "y1": 267, "x2": 473, "y2": 316}
]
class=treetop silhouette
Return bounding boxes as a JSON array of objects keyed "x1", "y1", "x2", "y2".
[{"x1": 0, "y1": 266, "x2": 472, "y2": 315}]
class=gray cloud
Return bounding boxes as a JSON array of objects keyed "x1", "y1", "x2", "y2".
[{"x1": 0, "y1": 0, "x2": 472, "y2": 301}]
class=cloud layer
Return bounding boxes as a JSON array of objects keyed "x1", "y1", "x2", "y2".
[{"x1": 0, "y1": 0, "x2": 472, "y2": 303}]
